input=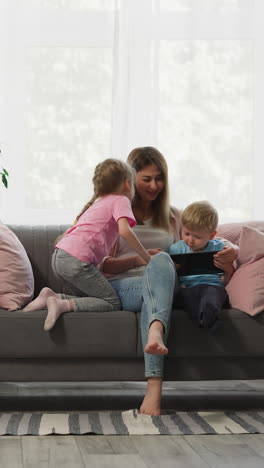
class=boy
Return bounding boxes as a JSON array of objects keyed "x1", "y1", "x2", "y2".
[{"x1": 169, "y1": 201, "x2": 234, "y2": 332}]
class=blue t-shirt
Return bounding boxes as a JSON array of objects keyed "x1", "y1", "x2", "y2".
[{"x1": 169, "y1": 239, "x2": 225, "y2": 288}]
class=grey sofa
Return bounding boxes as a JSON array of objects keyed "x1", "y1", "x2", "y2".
[{"x1": 1, "y1": 224, "x2": 264, "y2": 384}]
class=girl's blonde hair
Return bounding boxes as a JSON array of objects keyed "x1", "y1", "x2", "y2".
[
  {"x1": 127, "y1": 146, "x2": 171, "y2": 231},
  {"x1": 182, "y1": 201, "x2": 218, "y2": 232},
  {"x1": 73, "y1": 158, "x2": 134, "y2": 224}
]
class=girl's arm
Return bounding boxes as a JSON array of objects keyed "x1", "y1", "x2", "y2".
[
  {"x1": 118, "y1": 218, "x2": 151, "y2": 264},
  {"x1": 102, "y1": 255, "x2": 144, "y2": 274}
]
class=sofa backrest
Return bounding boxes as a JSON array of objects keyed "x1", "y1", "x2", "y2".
[{"x1": 8, "y1": 225, "x2": 69, "y2": 297}]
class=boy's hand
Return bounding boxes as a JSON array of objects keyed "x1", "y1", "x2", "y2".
[
  {"x1": 213, "y1": 246, "x2": 238, "y2": 263},
  {"x1": 214, "y1": 257, "x2": 233, "y2": 273}
]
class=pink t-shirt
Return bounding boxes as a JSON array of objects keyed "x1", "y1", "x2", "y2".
[{"x1": 56, "y1": 194, "x2": 136, "y2": 264}]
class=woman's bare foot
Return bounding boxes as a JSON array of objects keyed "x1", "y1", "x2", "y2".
[
  {"x1": 44, "y1": 297, "x2": 72, "y2": 331},
  {"x1": 145, "y1": 320, "x2": 168, "y2": 355},
  {"x1": 23, "y1": 287, "x2": 59, "y2": 312},
  {"x1": 140, "y1": 377, "x2": 162, "y2": 415}
]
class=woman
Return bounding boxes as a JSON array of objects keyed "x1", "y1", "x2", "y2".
[{"x1": 101, "y1": 146, "x2": 237, "y2": 415}]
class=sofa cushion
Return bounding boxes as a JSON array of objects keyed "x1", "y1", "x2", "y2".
[
  {"x1": 0, "y1": 309, "x2": 137, "y2": 358},
  {"x1": 226, "y1": 226, "x2": 264, "y2": 316},
  {"x1": 0, "y1": 225, "x2": 34, "y2": 310},
  {"x1": 217, "y1": 220, "x2": 264, "y2": 246}
]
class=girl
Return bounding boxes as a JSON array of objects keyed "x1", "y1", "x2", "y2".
[{"x1": 24, "y1": 158, "x2": 152, "y2": 331}]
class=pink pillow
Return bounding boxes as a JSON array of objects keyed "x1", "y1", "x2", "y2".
[
  {"x1": 226, "y1": 226, "x2": 264, "y2": 316},
  {"x1": 0, "y1": 225, "x2": 34, "y2": 310},
  {"x1": 217, "y1": 221, "x2": 264, "y2": 246}
]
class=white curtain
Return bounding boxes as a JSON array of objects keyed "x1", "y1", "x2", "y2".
[{"x1": 1, "y1": 0, "x2": 263, "y2": 224}]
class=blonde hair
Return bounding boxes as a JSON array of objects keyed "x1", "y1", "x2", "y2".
[
  {"x1": 182, "y1": 201, "x2": 218, "y2": 232},
  {"x1": 73, "y1": 158, "x2": 134, "y2": 224},
  {"x1": 127, "y1": 146, "x2": 171, "y2": 231}
]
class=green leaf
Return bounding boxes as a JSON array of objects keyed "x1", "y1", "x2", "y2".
[
  {"x1": 2, "y1": 173, "x2": 8, "y2": 188},
  {"x1": 3, "y1": 168, "x2": 9, "y2": 176}
]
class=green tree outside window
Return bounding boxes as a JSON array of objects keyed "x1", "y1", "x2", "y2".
[{"x1": 0, "y1": 149, "x2": 9, "y2": 188}]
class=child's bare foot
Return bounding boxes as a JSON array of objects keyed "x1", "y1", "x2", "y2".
[
  {"x1": 144, "y1": 320, "x2": 168, "y2": 355},
  {"x1": 23, "y1": 287, "x2": 59, "y2": 312},
  {"x1": 44, "y1": 297, "x2": 72, "y2": 331},
  {"x1": 139, "y1": 378, "x2": 162, "y2": 415}
]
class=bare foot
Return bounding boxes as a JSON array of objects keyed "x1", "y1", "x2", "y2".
[
  {"x1": 139, "y1": 378, "x2": 162, "y2": 415},
  {"x1": 23, "y1": 287, "x2": 59, "y2": 312},
  {"x1": 44, "y1": 297, "x2": 72, "y2": 331},
  {"x1": 144, "y1": 320, "x2": 168, "y2": 355}
]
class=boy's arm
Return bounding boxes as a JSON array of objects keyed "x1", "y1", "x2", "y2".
[
  {"x1": 214, "y1": 241, "x2": 239, "y2": 263},
  {"x1": 214, "y1": 256, "x2": 234, "y2": 285},
  {"x1": 213, "y1": 241, "x2": 236, "y2": 285},
  {"x1": 223, "y1": 265, "x2": 235, "y2": 285},
  {"x1": 118, "y1": 218, "x2": 151, "y2": 264}
]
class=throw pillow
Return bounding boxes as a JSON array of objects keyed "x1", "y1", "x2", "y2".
[
  {"x1": 217, "y1": 221, "x2": 264, "y2": 246},
  {"x1": 226, "y1": 226, "x2": 264, "y2": 316},
  {"x1": 0, "y1": 225, "x2": 34, "y2": 310}
]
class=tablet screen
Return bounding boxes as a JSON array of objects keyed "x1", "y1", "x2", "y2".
[{"x1": 170, "y1": 251, "x2": 224, "y2": 276}]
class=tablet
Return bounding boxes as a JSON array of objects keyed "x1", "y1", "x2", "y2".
[{"x1": 170, "y1": 251, "x2": 224, "y2": 276}]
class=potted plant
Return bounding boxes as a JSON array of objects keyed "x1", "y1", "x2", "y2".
[{"x1": 0, "y1": 148, "x2": 9, "y2": 188}]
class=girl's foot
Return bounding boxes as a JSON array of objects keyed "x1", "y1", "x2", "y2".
[
  {"x1": 44, "y1": 297, "x2": 72, "y2": 331},
  {"x1": 139, "y1": 378, "x2": 162, "y2": 415},
  {"x1": 145, "y1": 320, "x2": 168, "y2": 355},
  {"x1": 23, "y1": 287, "x2": 59, "y2": 312}
]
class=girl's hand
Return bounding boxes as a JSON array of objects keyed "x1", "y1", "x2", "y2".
[
  {"x1": 133, "y1": 249, "x2": 161, "y2": 268},
  {"x1": 133, "y1": 255, "x2": 147, "y2": 268},
  {"x1": 213, "y1": 246, "x2": 238, "y2": 264},
  {"x1": 147, "y1": 248, "x2": 161, "y2": 255}
]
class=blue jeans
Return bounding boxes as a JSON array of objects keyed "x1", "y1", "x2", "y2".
[{"x1": 110, "y1": 252, "x2": 175, "y2": 378}]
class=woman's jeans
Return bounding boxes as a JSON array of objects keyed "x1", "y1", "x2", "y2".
[
  {"x1": 110, "y1": 252, "x2": 175, "y2": 378},
  {"x1": 52, "y1": 248, "x2": 121, "y2": 311}
]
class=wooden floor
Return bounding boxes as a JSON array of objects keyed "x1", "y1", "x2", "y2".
[
  {"x1": 1, "y1": 434, "x2": 264, "y2": 467},
  {"x1": 1, "y1": 380, "x2": 264, "y2": 467}
]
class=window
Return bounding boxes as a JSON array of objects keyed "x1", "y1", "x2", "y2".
[{"x1": 1, "y1": 0, "x2": 263, "y2": 223}]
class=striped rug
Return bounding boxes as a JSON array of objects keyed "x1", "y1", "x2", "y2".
[{"x1": 1, "y1": 410, "x2": 264, "y2": 435}]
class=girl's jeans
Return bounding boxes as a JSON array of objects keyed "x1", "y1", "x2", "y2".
[
  {"x1": 52, "y1": 248, "x2": 121, "y2": 311},
  {"x1": 110, "y1": 252, "x2": 175, "y2": 378}
]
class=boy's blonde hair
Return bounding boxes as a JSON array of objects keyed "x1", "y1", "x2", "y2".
[
  {"x1": 181, "y1": 201, "x2": 218, "y2": 233},
  {"x1": 74, "y1": 158, "x2": 135, "y2": 224}
]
